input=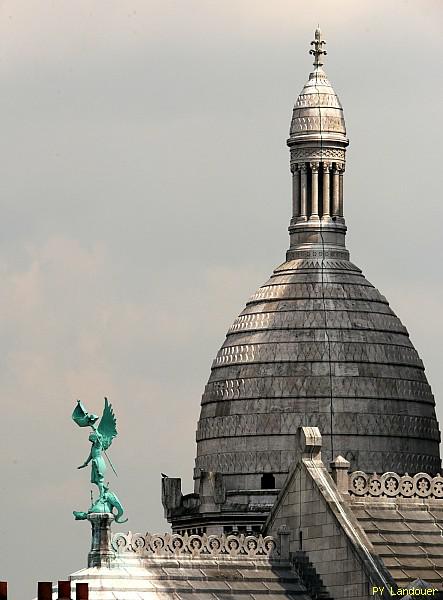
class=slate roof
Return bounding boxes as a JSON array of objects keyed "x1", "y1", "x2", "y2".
[
  {"x1": 352, "y1": 503, "x2": 443, "y2": 589},
  {"x1": 68, "y1": 556, "x2": 313, "y2": 600}
]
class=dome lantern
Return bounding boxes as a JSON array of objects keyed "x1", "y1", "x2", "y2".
[{"x1": 287, "y1": 29, "x2": 349, "y2": 260}]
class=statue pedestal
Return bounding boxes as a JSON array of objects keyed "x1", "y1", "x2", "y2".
[{"x1": 87, "y1": 513, "x2": 115, "y2": 568}]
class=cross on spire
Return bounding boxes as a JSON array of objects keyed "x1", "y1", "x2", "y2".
[{"x1": 309, "y1": 26, "x2": 327, "y2": 68}]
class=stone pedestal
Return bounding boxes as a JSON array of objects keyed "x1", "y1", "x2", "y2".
[
  {"x1": 87, "y1": 513, "x2": 115, "y2": 568},
  {"x1": 331, "y1": 455, "x2": 350, "y2": 495}
]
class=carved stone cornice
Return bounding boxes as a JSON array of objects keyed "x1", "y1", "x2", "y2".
[
  {"x1": 349, "y1": 471, "x2": 443, "y2": 499},
  {"x1": 112, "y1": 532, "x2": 279, "y2": 558},
  {"x1": 290, "y1": 147, "x2": 345, "y2": 162}
]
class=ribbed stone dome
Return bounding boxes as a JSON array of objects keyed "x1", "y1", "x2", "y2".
[
  {"x1": 195, "y1": 256, "x2": 441, "y2": 492},
  {"x1": 289, "y1": 66, "x2": 347, "y2": 144}
]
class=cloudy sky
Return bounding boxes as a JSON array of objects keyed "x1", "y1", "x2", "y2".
[{"x1": 0, "y1": 1, "x2": 442, "y2": 597}]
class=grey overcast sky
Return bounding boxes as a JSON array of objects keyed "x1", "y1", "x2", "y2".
[{"x1": 0, "y1": 1, "x2": 442, "y2": 597}]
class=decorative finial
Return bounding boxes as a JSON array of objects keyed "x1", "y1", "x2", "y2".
[{"x1": 309, "y1": 26, "x2": 327, "y2": 68}]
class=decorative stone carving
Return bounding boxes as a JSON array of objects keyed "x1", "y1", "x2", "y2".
[
  {"x1": 213, "y1": 340, "x2": 422, "y2": 368},
  {"x1": 290, "y1": 115, "x2": 345, "y2": 134},
  {"x1": 290, "y1": 147, "x2": 345, "y2": 162},
  {"x1": 112, "y1": 532, "x2": 279, "y2": 558},
  {"x1": 287, "y1": 248, "x2": 350, "y2": 260},
  {"x1": 295, "y1": 93, "x2": 341, "y2": 108},
  {"x1": 196, "y1": 412, "x2": 440, "y2": 442},
  {"x1": 349, "y1": 471, "x2": 443, "y2": 499},
  {"x1": 195, "y1": 450, "x2": 295, "y2": 474},
  {"x1": 194, "y1": 450, "x2": 441, "y2": 480}
]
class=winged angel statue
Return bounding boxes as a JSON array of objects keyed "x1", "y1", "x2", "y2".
[{"x1": 72, "y1": 398, "x2": 127, "y2": 523}]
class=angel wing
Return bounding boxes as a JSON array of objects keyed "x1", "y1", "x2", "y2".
[
  {"x1": 97, "y1": 397, "x2": 117, "y2": 451},
  {"x1": 72, "y1": 400, "x2": 99, "y2": 428}
]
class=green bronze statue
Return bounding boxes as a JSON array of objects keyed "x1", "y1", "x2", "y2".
[{"x1": 72, "y1": 397, "x2": 127, "y2": 523}]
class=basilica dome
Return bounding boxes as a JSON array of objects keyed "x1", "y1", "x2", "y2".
[
  {"x1": 193, "y1": 29, "x2": 441, "y2": 496},
  {"x1": 195, "y1": 256, "x2": 440, "y2": 492}
]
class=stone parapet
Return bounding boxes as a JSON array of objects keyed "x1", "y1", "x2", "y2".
[
  {"x1": 112, "y1": 531, "x2": 282, "y2": 560},
  {"x1": 349, "y1": 471, "x2": 443, "y2": 499}
]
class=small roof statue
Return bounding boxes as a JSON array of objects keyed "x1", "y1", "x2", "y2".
[{"x1": 72, "y1": 397, "x2": 127, "y2": 523}]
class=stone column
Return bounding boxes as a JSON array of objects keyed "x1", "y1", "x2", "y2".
[
  {"x1": 332, "y1": 164, "x2": 340, "y2": 216},
  {"x1": 291, "y1": 164, "x2": 300, "y2": 221},
  {"x1": 322, "y1": 162, "x2": 331, "y2": 220},
  {"x1": 87, "y1": 513, "x2": 115, "y2": 568},
  {"x1": 300, "y1": 164, "x2": 308, "y2": 221},
  {"x1": 310, "y1": 162, "x2": 320, "y2": 221},
  {"x1": 338, "y1": 163, "x2": 345, "y2": 216}
]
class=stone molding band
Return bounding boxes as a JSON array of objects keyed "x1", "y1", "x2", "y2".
[
  {"x1": 290, "y1": 147, "x2": 345, "y2": 161},
  {"x1": 294, "y1": 93, "x2": 342, "y2": 108},
  {"x1": 212, "y1": 340, "x2": 422, "y2": 368},
  {"x1": 290, "y1": 115, "x2": 345, "y2": 134},
  {"x1": 349, "y1": 471, "x2": 443, "y2": 498},
  {"x1": 112, "y1": 532, "x2": 279, "y2": 558},
  {"x1": 286, "y1": 249, "x2": 349, "y2": 260},
  {"x1": 196, "y1": 413, "x2": 440, "y2": 442},
  {"x1": 195, "y1": 451, "x2": 441, "y2": 477}
]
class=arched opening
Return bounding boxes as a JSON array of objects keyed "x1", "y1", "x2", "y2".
[{"x1": 261, "y1": 473, "x2": 276, "y2": 489}]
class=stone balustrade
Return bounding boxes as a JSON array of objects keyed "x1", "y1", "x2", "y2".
[
  {"x1": 112, "y1": 532, "x2": 280, "y2": 558},
  {"x1": 348, "y1": 471, "x2": 443, "y2": 499}
]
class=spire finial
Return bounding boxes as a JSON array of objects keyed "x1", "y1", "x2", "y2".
[{"x1": 309, "y1": 26, "x2": 327, "y2": 68}]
